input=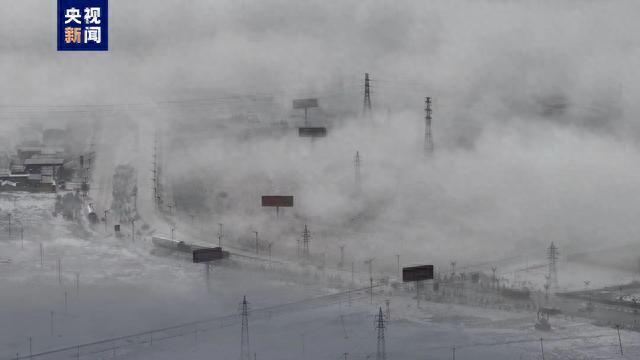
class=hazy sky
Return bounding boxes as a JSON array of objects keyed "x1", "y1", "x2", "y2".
[
  {"x1": 2, "y1": 1, "x2": 639, "y2": 117},
  {"x1": 2, "y1": 0, "x2": 640, "y2": 270}
]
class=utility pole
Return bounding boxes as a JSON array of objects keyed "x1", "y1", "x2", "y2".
[
  {"x1": 171, "y1": 227, "x2": 175, "y2": 240},
  {"x1": 103, "y1": 209, "x2": 109, "y2": 232},
  {"x1": 395, "y1": 254, "x2": 400, "y2": 278},
  {"x1": 547, "y1": 242, "x2": 559, "y2": 289},
  {"x1": 375, "y1": 307, "x2": 386, "y2": 360},
  {"x1": 339, "y1": 245, "x2": 345, "y2": 269},
  {"x1": 131, "y1": 219, "x2": 135, "y2": 242},
  {"x1": 385, "y1": 299, "x2": 390, "y2": 320},
  {"x1": 16, "y1": 220, "x2": 23, "y2": 249},
  {"x1": 354, "y1": 151, "x2": 361, "y2": 188},
  {"x1": 491, "y1": 266, "x2": 497, "y2": 290},
  {"x1": 340, "y1": 315, "x2": 349, "y2": 339},
  {"x1": 540, "y1": 338, "x2": 545, "y2": 360},
  {"x1": 302, "y1": 225, "x2": 311, "y2": 260},
  {"x1": 351, "y1": 261, "x2": 355, "y2": 285},
  {"x1": 616, "y1": 325, "x2": 623, "y2": 356},
  {"x1": 152, "y1": 132, "x2": 157, "y2": 204},
  {"x1": 365, "y1": 258, "x2": 374, "y2": 304},
  {"x1": 450, "y1": 261, "x2": 456, "y2": 279},
  {"x1": 154, "y1": 128, "x2": 162, "y2": 210},
  {"x1": 240, "y1": 296, "x2": 250, "y2": 360},
  {"x1": 50, "y1": 311, "x2": 54, "y2": 336},
  {"x1": 584, "y1": 280, "x2": 593, "y2": 314},
  {"x1": 218, "y1": 223, "x2": 223, "y2": 248},
  {"x1": 424, "y1": 97, "x2": 434, "y2": 153},
  {"x1": 267, "y1": 242, "x2": 272, "y2": 265},
  {"x1": 363, "y1": 73, "x2": 372, "y2": 117},
  {"x1": 57, "y1": 258, "x2": 61, "y2": 285},
  {"x1": 253, "y1": 231, "x2": 259, "y2": 255}
]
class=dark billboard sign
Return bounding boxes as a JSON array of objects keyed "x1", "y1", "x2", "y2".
[
  {"x1": 298, "y1": 127, "x2": 327, "y2": 138},
  {"x1": 261, "y1": 195, "x2": 294, "y2": 207},
  {"x1": 193, "y1": 247, "x2": 225, "y2": 263},
  {"x1": 292, "y1": 98, "x2": 319, "y2": 109},
  {"x1": 402, "y1": 265, "x2": 434, "y2": 282}
]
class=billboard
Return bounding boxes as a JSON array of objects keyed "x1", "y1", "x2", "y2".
[
  {"x1": 293, "y1": 98, "x2": 319, "y2": 109},
  {"x1": 193, "y1": 247, "x2": 227, "y2": 263},
  {"x1": 402, "y1": 265, "x2": 434, "y2": 282},
  {"x1": 298, "y1": 127, "x2": 327, "y2": 138},
  {"x1": 261, "y1": 195, "x2": 294, "y2": 207}
]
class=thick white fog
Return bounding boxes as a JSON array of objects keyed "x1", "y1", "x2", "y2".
[{"x1": 2, "y1": 1, "x2": 640, "y2": 359}]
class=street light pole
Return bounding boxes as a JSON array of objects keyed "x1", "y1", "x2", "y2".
[
  {"x1": 104, "y1": 209, "x2": 109, "y2": 232},
  {"x1": 16, "y1": 220, "x2": 23, "y2": 249},
  {"x1": 365, "y1": 258, "x2": 374, "y2": 304},
  {"x1": 131, "y1": 219, "x2": 135, "y2": 242}
]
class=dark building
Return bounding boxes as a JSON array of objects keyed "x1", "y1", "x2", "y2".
[{"x1": 23, "y1": 158, "x2": 64, "y2": 175}]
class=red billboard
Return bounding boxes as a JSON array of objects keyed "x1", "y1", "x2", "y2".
[{"x1": 261, "y1": 195, "x2": 294, "y2": 207}]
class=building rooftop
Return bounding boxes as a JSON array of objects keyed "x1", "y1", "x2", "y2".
[{"x1": 24, "y1": 158, "x2": 64, "y2": 166}]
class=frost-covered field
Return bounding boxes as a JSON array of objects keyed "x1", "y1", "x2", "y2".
[
  {"x1": 0, "y1": 193, "x2": 327, "y2": 358},
  {"x1": 2, "y1": 193, "x2": 640, "y2": 360}
]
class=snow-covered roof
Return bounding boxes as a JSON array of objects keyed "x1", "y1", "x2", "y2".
[{"x1": 24, "y1": 158, "x2": 64, "y2": 166}]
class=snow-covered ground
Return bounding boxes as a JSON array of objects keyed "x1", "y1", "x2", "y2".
[
  {"x1": 2, "y1": 191, "x2": 640, "y2": 360},
  {"x1": 0, "y1": 192, "x2": 331, "y2": 358}
]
